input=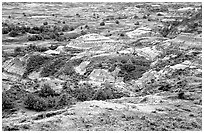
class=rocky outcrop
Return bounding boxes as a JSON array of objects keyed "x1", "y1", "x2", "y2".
[{"x1": 126, "y1": 27, "x2": 154, "y2": 39}]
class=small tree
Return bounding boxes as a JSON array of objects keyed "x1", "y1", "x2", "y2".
[{"x1": 115, "y1": 20, "x2": 120, "y2": 24}]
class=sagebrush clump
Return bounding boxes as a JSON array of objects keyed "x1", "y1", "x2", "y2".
[{"x1": 24, "y1": 94, "x2": 47, "y2": 111}]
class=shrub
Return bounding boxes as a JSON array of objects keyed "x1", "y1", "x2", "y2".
[
  {"x1": 47, "y1": 96, "x2": 57, "y2": 108},
  {"x1": 39, "y1": 25, "x2": 50, "y2": 33},
  {"x1": 2, "y1": 22, "x2": 8, "y2": 27},
  {"x1": 25, "y1": 44, "x2": 48, "y2": 52},
  {"x1": 62, "y1": 25, "x2": 69, "y2": 32},
  {"x1": 133, "y1": 15, "x2": 138, "y2": 19},
  {"x1": 32, "y1": 26, "x2": 41, "y2": 31},
  {"x1": 115, "y1": 20, "x2": 120, "y2": 24},
  {"x1": 134, "y1": 21, "x2": 139, "y2": 25},
  {"x1": 2, "y1": 92, "x2": 15, "y2": 110},
  {"x1": 46, "y1": 32, "x2": 57, "y2": 39},
  {"x1": 40, "y1": 57, "x2": 66, "y2": 77},
  {"x1": 8, "y1": 30, "x2": 19, "y2": 37},
  {"x1": 38, "y1": 84, "x2": 57, "y2": 97},
  {"x1": 2, "y1": 27, "x2": 10, "y2": 34},
  {"x1": 28, "y1": 34, "x2": 43, "y2": 41},
  {"x1": 85, "y1": 25, "x2": 89, "y2": 29},
  {"x1": 14, "y1": 47, "x2": 25, "y2": 56},
  {"x1": 59, "y1": 32, "x2": 64, "y2": 35},
  {"x1": 55, "y1": 93, "x2": 73, "y2": 108},
  {"x1": 23, "y1": 55, "x2": 50, "y2": 77},
  {"x1": 159, "y1": 26, "x2": 170, "y2": 37},
  {"x1": 100, "y1": 21, "x2": 105, "y2": 26},
  {"x1": 28, "y1": 29, "x2": 41, "y2": 34},
  {"x1": 70, "y1": 26, "x2": 75, "y2": 31},
  {"x1": 43, "y1": 22, "x2": 48, "y2": 25},
  {"x1": 142, "y1": 15, "x2": 147, "y2": 19},
  {"x1": 63, "y1": 65, "x2": 76, "y2": 76},
  {"x1": 55, "y1": 36, "x2": 66, "y2": 41},
  {"x1": 120, "y1": 33, "x2": 125, "y2": 36},
  {"x1": 74, "y1": 84, "x2": 95, "y2": 102},
  {"x1": 49, "y1": 45, "x2": 58, "y2": 50},
  {"x1": 92, "y1": 89, "x2": 108, "y2": 100},
  {"x1": 24, "y1": 94, "x2": 47, "y2": 111}
]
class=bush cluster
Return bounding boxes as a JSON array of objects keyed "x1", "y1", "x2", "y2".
[
  {"x1": 38, "y1": 84, "x2": 58, "y2": 97},
  {"x1": 1, "y1": 22, "x2": 78, "y2": 41},
  {"x1": 23, "y1": 55, "x2": 50, "y2": 78},
  {"x1": 24, "y1": 84, "x2": 74, "y2": 111},
  {"x1": 40, "y1": 57, "x2": 67, "y2": 77},
  {"x1": 2, "y1": 85, "x2": 28, "y2": 110},
  {"x1": 24, "y1": 94, "x2": 47, "y2": 111},
  {"x1": 8, "y1": 30, "x2": 19, "y2": 37},
  {"x1": 2, "y1": 92, "x2": 15, "y2": 110},
  {"x1": 64, "y1": 82, "x2": 128, "y2": 102}
]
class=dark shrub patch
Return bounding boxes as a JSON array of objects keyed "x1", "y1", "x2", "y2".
[
  {"x1": 62, "y1": 25, "x2": 70, "y2": 32},
  {"x1": 24, "y1": 94, "x2": 47, "y2": 111},
  {"x1": 2, "y1": 92, "x2": 15, "y2": 110},
  {"x1": 75, "y1": 84, "x2": 95, "y2": 101},
  {"x1": 85, "y1": 25, "x2": 89, "y2": 29},
  {"x1": 46, "y1": 96, "x2": 58, "y2": 108},
  {"x1": 14, "y1": 47, "x2": 25, "y2": 56},
  {"x1": 28, "y1": 34, "x2": 43, "y2": 41},
  {"x1": 55, "y1": 93, "x2": 73, "y2": 108},
  {"x1": 65, "y1": 83, "x2": 95, "y2": 102},
  {"x1": 142, "y1": 15, "x2": 147, "y2": 19},
  {"x1": 55, "y1": 36, "x2": 67, "y2": 41},
  {"x1": 92, "y1": 88, "x2": 113, "y2": 100},
  {"x1": 38, "y1": 84, "x2": 58, "y2": 97},
  {"x1": 100, "y1": 21, "x2": 105, "y2": 26},
  {"x1": 25, "y1": 44, "x2": 48, "y2": 53},
  {"x1": 23, "y1": 55, "x2": 50, "y2": 78},
  {"x1": 40, "y1": 57, "x2": 66, "y2": 77},
  {"x1": 49, "y1": 45, "x2": 58, "y2": 50},
  {"x1": 115, "y1": 20, "x2": 120, "y2": 24},
  {"x1": 2, "y1": 27, "x2": 10, "y2": 34},
  {"x1": 43, "y1": 22, "x2": 48, "y2": 25},
  {"x1": 134, "y1": 21, "x2": 140, "y2": 25},
  {"x1": 32, "y1": 26, "x2": 40, "y2": 31},
  {"x1": 8, "y1": 30, "x2": 19, "y2": 37}
]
